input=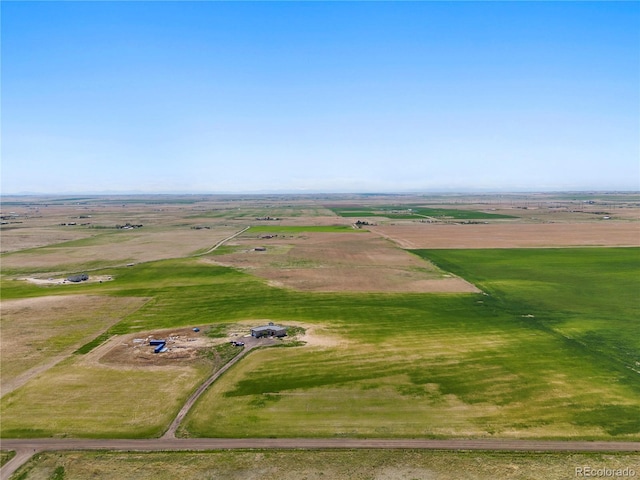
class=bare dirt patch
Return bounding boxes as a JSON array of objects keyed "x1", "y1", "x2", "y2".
[
  {"x1": 87, "y1": 321, "x2": 315, "y2": 369},
  {"x1": 95, "y1": 328, "x2": 221, "y2": 368},
  {"x1": 206, "y1": 231, "x2": 478, "y2": 293},
  {"x1": 22, "y1": 275, "x2": 114, "y2": 285},
  {"x1": 372, "y1": 222, "x2": 640, "y2": 249}
]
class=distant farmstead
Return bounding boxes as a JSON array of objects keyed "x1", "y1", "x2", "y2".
[
  {"x1": 251, "y1": 323, "x2": 287, "y2": 338},
  {"x1": 67, "y1": 274, "x2": 89, "y2": 283}
]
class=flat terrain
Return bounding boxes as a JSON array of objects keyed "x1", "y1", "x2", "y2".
[
  {"x1": 1, "y1": 193, "x2": 639, "y2": 478},
  {"x1": 210, "y1": 229, "x2": 479, "y2": 292},
  {"x1": 184, "y1": 249, "x2": 640, "y2": 440},
  {"x1": 372, "y1": 222, "x2": 639, "y2": 249},
  {"x1": 0, "y1": 295, "x2": 148, "y2": 395},
  {"x1": 3, "y1": 442, "x2": 639, "y2": 480}
]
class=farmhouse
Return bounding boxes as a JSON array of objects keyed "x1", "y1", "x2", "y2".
[
  {"x1": 67, "y1": 273, "x2": 89, "y2": 283},
  {"x1": 251, "y1": 323, "x2": 287, "y2": 338}
]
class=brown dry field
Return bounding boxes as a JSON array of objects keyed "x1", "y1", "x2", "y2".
[
  {"x1": 371, "y1": 222, "x2": 640, "y2": 249},
  {"x1": 209, "y1": 231, "x2": 479, "y2": 293},
  {"x1": 0, "y1": 295, "x2": 148, "y2": 395},
  {"x1": 2, "y1": 227, "x2": 244, "y2": 277},
  {"x1": 0, "y1": 198, "x2": 244, "y2": 269},
  {"x1": 2, "y1": 193, "x2": 638, "y2": 292},
  {"x1": 1, "y1": 227, "x2": 242, "y2": 273},
  {"x1": 0, "y1": 227, "x2": 94, "y2": 253}
]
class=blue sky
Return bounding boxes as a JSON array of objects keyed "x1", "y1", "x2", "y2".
[{"x1": 2, "y1": 1, "x2": 638, "y2": 194}]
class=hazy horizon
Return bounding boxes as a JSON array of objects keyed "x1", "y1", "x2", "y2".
[{"x1": 2, "y1": 2, "x2": 639, "y2": 195}]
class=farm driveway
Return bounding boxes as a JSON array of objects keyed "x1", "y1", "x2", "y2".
[{"x1": 162, "y1": 335, "x2": 276, "y2": 438}]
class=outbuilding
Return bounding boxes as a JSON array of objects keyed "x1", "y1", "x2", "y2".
[{"x1": 251, "y1": 323, "x2": 287, "y2": 338}]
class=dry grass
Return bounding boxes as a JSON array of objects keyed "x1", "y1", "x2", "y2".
[
  {"x1": 372, "y1": 222, "x2": 640, "y2": 249},
  {"x1": 1, "y1": 227, "x2": 242, "y2": 274},
  {"x1": 0, "y1": 349, "x2": 210, "y2": 438},
  {"x1": 0, "y1": 295, "x2": 148, "y2": 396},
  {"x1": 0, "y1": 227, "x2": 94, "y2": 253},
  {"x1": 17, "y1": 449, "x2": 640, "y2": 480},
  {"x1": 208, "y1": 231, "x2": 479, "y2": 293}
]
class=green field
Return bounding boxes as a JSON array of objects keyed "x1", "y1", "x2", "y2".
[
  {"x1": 415, "y1": 248, "x2": 640, "y2": 374},
  {"x1": 331, "y1": 205, "x2": 517, "y2": 220},
  {"x1": 11, "y1": 450, "x2": 640, "y2": 480},
  {"x1": 182, "y1": 248, "x2": 639, "y2": 439},
  {"x1": 1, "y1": 248, "x2": 638, "y2": 439}
]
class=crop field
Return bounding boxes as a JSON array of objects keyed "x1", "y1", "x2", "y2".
[
  {"x1": 209, "y1": 228, "x2": 478, "y2": 293},
  {"x1": 0, "y1": 358, "x2": 209, "y2": 438},
  {"x1": 181, "y1": 248, "x2": 640, "y2": 439},
  {"x1": 1, "y1": 193, "x2": 639, "y2": 477},
  {"x1": 372, "y1": 223, "x2": 640, "y2": 249},
  {"x1": 331, "y1": 205, "x2": 517, "y2": 220},
  {"x1": 11, "y1": 450, "x2": 640, "y2": 480},
  {"x1": 3, "y1": 246, "x2": 635, "y2": 439},
  {"x1": 248, "y1": 225, "x2": 363, "y2": 233}
]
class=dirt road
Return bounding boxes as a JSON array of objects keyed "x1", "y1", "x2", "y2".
[
  {"x1": 195, "y1": 226, "x2": 250, "y2": 256},
  {"x1": 2, "y1": 437, "x2": 639, "y2": 480}
]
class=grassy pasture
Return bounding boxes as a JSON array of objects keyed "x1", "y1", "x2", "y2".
[
  {"x1": 415, "y1": 248, "x2": 640, "y2": 373},
  {"x1": 183, "y1": 248, "x2": 639, "y2": 439},
  {"x1": 332, "y1": 205, "x2": 516, "y2": 220},
  {"x1": 10, "y1": 450, "x2": 640, "y2": 480},
  {"x1": 1, "y1": 248, "x2": 638, "y2": 439},
  {"x1": 0, "y1": 224, "x2": 241, "y2": 276},
  {"x1": 0, "y1": 357, "x2": 210, "y2": 438},
  {"x1": 0, "y1": 295, "x2": 147, "y2": 393}
]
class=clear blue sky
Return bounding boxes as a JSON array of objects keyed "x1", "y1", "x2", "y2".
[{"x1": 2, "y1": 1, "x2": 638, "y2": 194}]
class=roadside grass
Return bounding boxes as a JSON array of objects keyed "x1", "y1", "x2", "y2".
[
  {"x1": 332, "y1": 205, "x2": 516, "y2": 220},
  {"x1": 11, "y1": 450, "x2": 640, "y2": 480},
  {"x1": 198, "y1": 341, "x2": 243, "y2": 369},
  {"x1": 0, "y1": 450, "x2": 15, "y2": 466}
]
